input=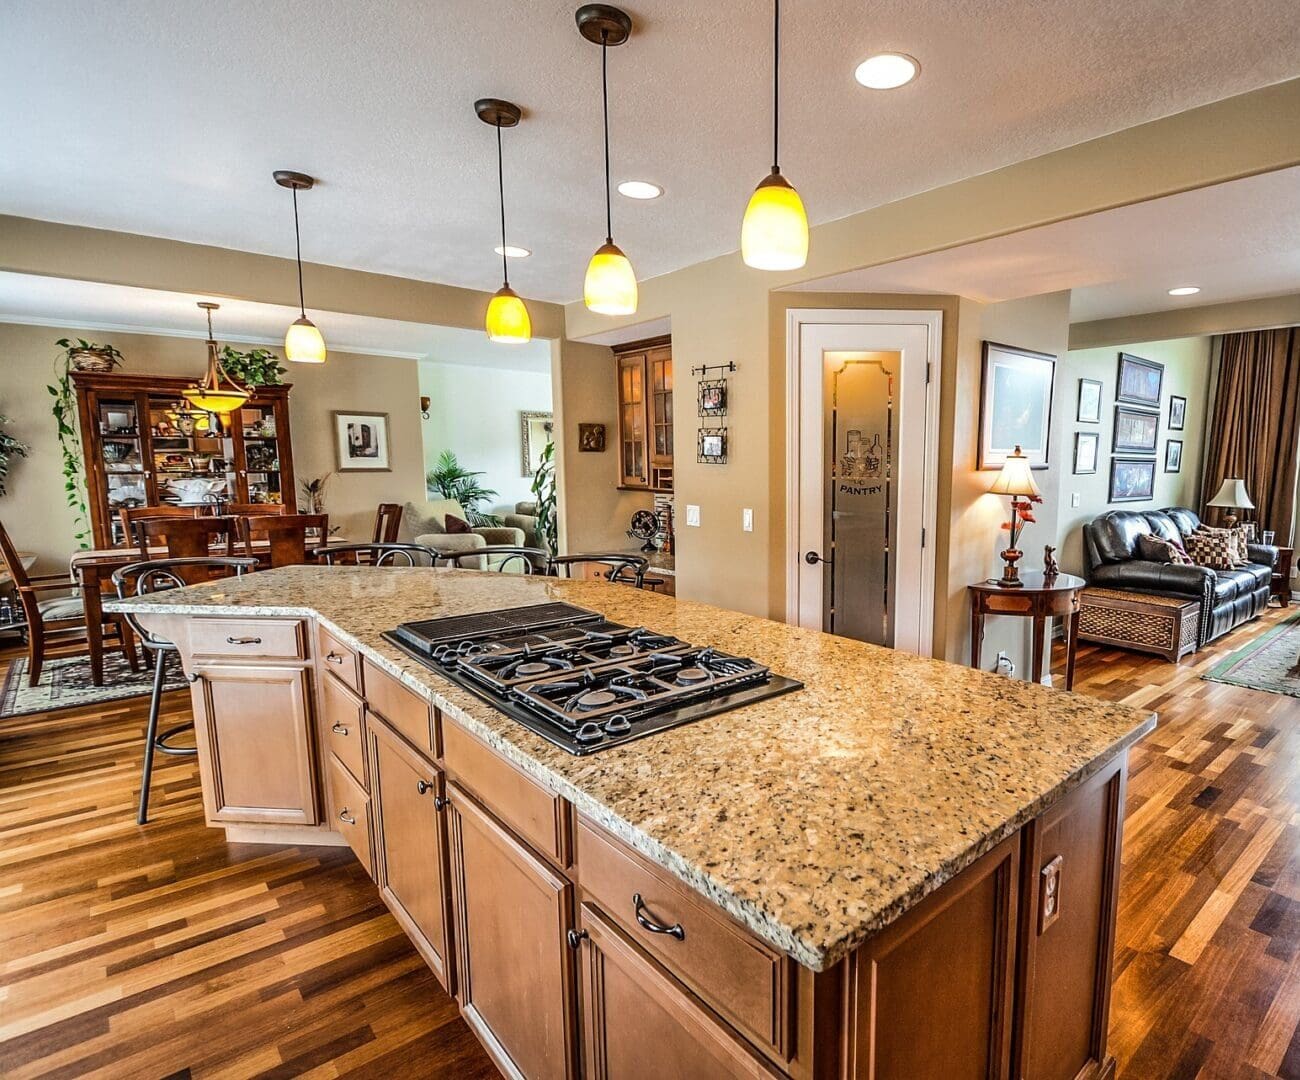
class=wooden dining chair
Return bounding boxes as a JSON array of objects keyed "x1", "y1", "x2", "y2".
[
  {"x1": 242, "y1": 513, "x2": 329, "y2": 568},
  {"x1": 119, "y1": 504, "x2": 204, "y2": 548},
  {"x1": 547, "y1": 553, "x2": 660, "y2": 589},
  {"x1": 0, "y1": 516, "x2": 138, "y2": 686},
  {"x1": 372, "y1": 503, "x2": 403, "y2": 544},
  {"x1": 136, "y1": 515, "x2": 238, "y2": 560}
]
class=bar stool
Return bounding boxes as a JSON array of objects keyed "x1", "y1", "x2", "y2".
[
  {"x1": 112, "y1": 556, "x2": 258, "y2": 824},
  {"x1": 314, "y1": 543, "x2": 436, "y2": 566}
]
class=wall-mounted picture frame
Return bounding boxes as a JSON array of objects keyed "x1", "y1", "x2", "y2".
[
  {"x1": 698, "y1": 379, "x2": 728, "y2": 417},
  {"x1": 1109, "y1": 456, "x2": 1156, "y2": 503},
  {"x1": 577, "y1": 422, "x2": 606, "y2": 452},
  {"x1": 333, "y1": 411, "x2": 391, "y2": 472},
  {"x1": 978, "y1": 341, "x2": 1057, "y2": 470},
  {"x1": 1164, "y1": 439, "x2": 1183, "y2": 473},
  {"x1": 1077, "y1": 378, "x2": 1102, "y2": 423},
  {"x1": 520, "y1": 411, "x2": 554, "y2": 476},
  {"x1": 1116, "y1": 352, "x2": 1164, "y2": 407},
  {"x1": 697, "y1": 427, "x2": 727, "y2": 464},
  {"x1": 1074, "y1": 431, "x2": 1099, "y2": 475},
  {"x1": 1168, "y1": 395, "x2": 1187, "y2": 431},
  {"x1": 1113, "y1": 405, "x2": 1159, "y2": 453}
]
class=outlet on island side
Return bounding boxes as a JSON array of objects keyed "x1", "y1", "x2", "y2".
[{"x1": 995, "y1": 651, "x2": 1015, "y2": 677}]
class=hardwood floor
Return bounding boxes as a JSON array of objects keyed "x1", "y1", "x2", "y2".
[{"x1": 2, "y1": 607, "x2": 1299, "y2": 1078}]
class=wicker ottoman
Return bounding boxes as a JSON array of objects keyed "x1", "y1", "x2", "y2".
[{"x1": 1077, "y1": 588, "x2": 1200, "y2": 662}]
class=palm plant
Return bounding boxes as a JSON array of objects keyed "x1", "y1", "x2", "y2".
[
  {"x1": 530, "y1": 442, "x2": 558, "y2": 556},
  {"x1": 426, "y1": 450, "x2": 501, "y2": 526}
]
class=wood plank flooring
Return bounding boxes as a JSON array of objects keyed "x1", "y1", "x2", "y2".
[{"x1": 3, "y1": 607, "x2": 1300, "y2": 1077}]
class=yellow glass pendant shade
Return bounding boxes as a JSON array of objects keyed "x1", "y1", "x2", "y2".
[
  {"x1": 285, "y1": 316, "x2": 327, "y2": 364},
  {"x1": 182, "y1": 387, "x2": 250, "y2": 415},
  {"x1": 485, "y1": 286, "x2": 532, "y2": 344},
  {"x1": 741, "y1": 170, "x2": 808, "y2": 271},
  {"x1": 584, "y1": 241, "x2": 638, "y2": 316}
]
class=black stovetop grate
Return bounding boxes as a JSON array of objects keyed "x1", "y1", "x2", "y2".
[{"x1": 395, "y1": 602, "x2": 601, "y2": 650}]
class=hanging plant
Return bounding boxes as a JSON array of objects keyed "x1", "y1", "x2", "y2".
[
  {"x1": 48, "y1": 344, "x2": 94, "y2": 547},
  {"x1": 0, "y1": 411, "x2": 29, "y2": 497},
  {"x1": 55, "y1": 337, "x2": 124, "y2": 374},
  {"x1": 218, "y1": 346, "x2": 286, "y2": 388},
  {"x1": 530, "y1": 441, "x2": 558, "y2": 556}
]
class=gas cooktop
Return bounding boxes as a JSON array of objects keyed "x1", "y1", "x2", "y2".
[{"x1": 383, "y1": 602, "x2": 802, "y2": 755}]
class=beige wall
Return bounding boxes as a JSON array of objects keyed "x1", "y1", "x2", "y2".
[
  {"x1": 1069, "y1": 293, "x2": 1300, "y2": 349},
  {"x1": 0, "y1": 322, "x2": 427, "y2": 572}
]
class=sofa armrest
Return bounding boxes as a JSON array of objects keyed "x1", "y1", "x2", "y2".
[
  {"x1": 1248, "y1": 543, "x2": 1279, "y2": 568},
  {"x1": 1088, "y1": 559, "x2": 1214, "y2": 599},
  {"x1": 415, "y1": 532, "x2": 486, "y2": 554},
  {"x1": 473, "y1": 526, "x2": 526, "y2": 547}
]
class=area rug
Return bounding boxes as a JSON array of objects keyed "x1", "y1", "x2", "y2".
[
  {"x1": 1202, "y1": 611, "x2": 1300, "y2": 698},
  {"x1": 0, "y1": 653, "x2": 188, "y2": 719}
]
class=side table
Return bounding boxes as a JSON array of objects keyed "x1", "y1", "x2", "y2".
[
  {"x1": 1271, "y1": 546, "x2": 1294, "y2": 607},
  {"x1": 969, "y1": 571, "x2": 1088, "y2": 690}
]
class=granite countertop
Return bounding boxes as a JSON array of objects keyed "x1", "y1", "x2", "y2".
[{"x1": 108, "y1": 566, "x2": 1155, "y2": 972}]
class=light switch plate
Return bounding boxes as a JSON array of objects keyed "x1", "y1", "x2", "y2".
[
  {"x1": 742, "y1": 508, "x2": 753, "y2": 532},
  {"x1": 685, "y1": 505, "x2": 701, "y2": 527},
  {"x1": 1071, "y1": 492, "x2": 1081, "y2": 508}
]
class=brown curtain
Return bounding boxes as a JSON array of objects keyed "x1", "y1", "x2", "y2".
[{"x1": 1201, "y1": 327, "x2": 1300, "y2": 543}]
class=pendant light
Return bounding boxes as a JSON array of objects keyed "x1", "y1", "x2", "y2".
[
  {"x1": 741, "y1": 0, "x2": 808, "y2": 271},
  {"x1": 577, "y1": 4, "x2": 637, "y2": 316},
  {"x1": 476, "y1": 98, "x2": 532, "y2": 344},
  {"x1": 273, "y1": 170, "x2": 328, "y2": 364},
  {"x1": 182, "y1": 302, "x2": 251, "y2": 416}
]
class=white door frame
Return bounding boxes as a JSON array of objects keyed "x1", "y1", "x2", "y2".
[{"x1": 784, "y1": 308, "x2": 943, "y2": 655}]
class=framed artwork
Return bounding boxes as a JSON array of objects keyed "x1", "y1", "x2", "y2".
[
  {"x1": 698, "y1": 379, "x2": 728, "y2": 417},
  {"x1": 1109, "y1": 457, "x2": 1156, "y2": 503},
  {"x1": 333, "y1": 411, "x2": 391, "y2": 472},
  {"x1": 577, "y1": 423, "x2": 606, "y2": 452},
  {"x1": 1073, "y1": 432, "x2": 1099, "y2": 475},
  {"x1": 1116, "y1": 352, "x2": 1163, "y2": 407},
  {"x1": 1168, "y1": 395, "x2": 1187, "y2": 431},
  {"x1": 1164, "y1": 439, "x2": 1183, "y2": 473},
  {"x1": 978, "y1": 341, "x2": 1057, "y2": 470},
  {"x1": 1077, "y1": 378, "x2": 1102, "y2": 423},
  {"x1": 1113, "y1": 405, "x2": 1159, "y2": 453},
  {"x1": 697, "y1": 427, "x2": 728, "y2": 464},
  {"x1": 520, "y1": 411, "x2": 554, "y2": 476}
]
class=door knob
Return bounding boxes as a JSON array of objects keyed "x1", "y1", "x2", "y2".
[{"x1": 804, "y1": 551, "x2": 831, "y2": 566}]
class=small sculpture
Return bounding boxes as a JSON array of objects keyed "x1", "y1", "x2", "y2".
[{"x1": 1043, "y1": 545, "x2": 1059, "y2": 579}]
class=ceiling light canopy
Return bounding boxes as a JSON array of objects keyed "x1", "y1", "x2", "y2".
[
  {"x1": 495, "y1": 244, "x2": 532, "y2": 258},
  {"x1": 742, "y1": 0, "x2": 808, "y2": 271},
  {"x1": 182, "y1": 302, "x2": 251, "y2": 415},
  {"x1": 617, "y1": 180, "x2": 662, "y2": 200},
  {"x1": 854, "y1": 52, "x2": 919, "y2": 89},
  {"x1": 478, "y1": 98, "x2": 533, "y2": 344},
  {"x1": 1167, "y1": 286, "x2": 1201, "y2": 296},
  {"x1": 578, "y1": 4, "x2": 638, "y2": 316},
  {"x1": 274, "y1": 170, "x2": 328, "y2": 364}
]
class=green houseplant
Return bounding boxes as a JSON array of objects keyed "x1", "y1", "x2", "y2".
[
  {"x1": 218, "y1": 346, "x2": 286, "y2": 388},
  {"x1": 0, "y1": 411, "x2": 29, "y2": 497},
  {"x1": 48, "y1": 340, "x2": 111, "y2": 547},
  {"x1": 55, "y1": 337, "x2": 124, "y2": 373},
  {"x1": 426, "y1": 450, "x2": 501, "y2": 526},
  {"x1": 530, "y1": 441, "x2": 558, "y2": 556}
]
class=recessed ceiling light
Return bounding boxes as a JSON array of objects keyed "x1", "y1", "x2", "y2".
[
  {"x1": 617, "y1": 180, "x2": 663, "y2": 200},
  {"x1": 1167, "y1": 286, "x2": 1201, "y2": 296},
  {"x1": 494, "y1": 245, "x2": 531, "y2": 258},
  {"x1": 854, "y1": 53, "x2": 919, "y2": 90}
]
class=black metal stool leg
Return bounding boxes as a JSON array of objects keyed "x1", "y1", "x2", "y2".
[{"x1": 138, "y1": 647, "x2": 168, "y2": 825}]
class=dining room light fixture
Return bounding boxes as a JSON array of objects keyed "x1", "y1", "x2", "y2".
[
  {"x1": 477, "y1": 98, "x2": 533, "y2": 344},
  {"x1": 854, "y1": 52, "x2": 919, "y2": 89},
  {"x1": 741, "y1": 0, "x2": 808, "y2": 271},
  {"x1": 617, "y1": 180, "x2": 662, "y2": 200},
  {"x1": 1167, "y1": 286, "x2": 1201, "y2": 296},
  {"x1": 577, "y1": 4, "x2": 638, "y2": 316},
  {"x1": 273, "y1": 170, "x2": 328, "y2": 364},
  {"x1": 182, "y1": 302, "x2": 251, "y2": 416}
]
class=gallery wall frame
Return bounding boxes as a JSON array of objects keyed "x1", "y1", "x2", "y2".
[
  {"x1": 1074, "y1": 431, "x2": 1099, "y2": 475},
  {"x1": 1116, "y1": 352, "x2": 1164, "y2": 407},
  {"x1": 1109, "y1": 456, "x2": 1156, "y2": 502},
  {"x1": 978, "y1": 341, "x2": 1057, "y2": 470},
  {"x1": 1077, "y1": 378, "x2": 1102, "y2": 423},
  {"x1": 1113, "y1": 404, "x2": 1159, "y2": 453}
]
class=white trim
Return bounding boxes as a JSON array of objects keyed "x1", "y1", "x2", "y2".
[{"x1": 784, "y1": 308, "x2": 943, "y2": 656}]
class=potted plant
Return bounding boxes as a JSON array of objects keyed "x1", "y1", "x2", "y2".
[
  {"x1": 48, "y1": 341, "x2": 108, "y2": 547},
  {"x1": 426, "y1": 450, "x2": 501, "y2": 526},
  {"x1": 56, "y1": 337, "x2": 124, "y2": 373},
  {"x1": 218, "y1": 346, "x2": 286, "y2": 388},
  {"x1": 530, "y1": 441, "x2": 558, "y2": 556},
  {"x1": 0, "y1": 411, "x2": 28, "y2": 497}
]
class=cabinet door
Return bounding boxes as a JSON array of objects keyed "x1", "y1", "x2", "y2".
[
  {"x1": 190, "y1": 663, "x2": 319, "y2": 826},
  {"x1": 447, "y1": 781, "x2": 577, "y2": 1080},
  {"x1": 648, "y1": 345, "x2": 673, "y2": 466},
  {"x1": 616, "y1": 352, "x2": 647, "y2": 487},
  {"x1": 368, "y1": 716, "x2": 452, "y2": 991}
]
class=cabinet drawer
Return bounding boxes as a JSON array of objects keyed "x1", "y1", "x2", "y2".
[
  {"x1": 328, "y1": 753, "x2": 374, "y2": 879},
  {"x1": 318, "y1": 623, "x2": 362, "y2": 693},
  {"x1": 442, "y1": 717, "x2": 569, "y2": 866},
  {"x1": 190, "y1": 618, "x2": 305, "y2": 660},
  {"x1": 362, "y1": 658, "x2": 434, "y2": 755},
  {"x1": 576, "y1": 817, "x2": 792, "y2": 1060},
  {"x1": 320, "y1": 670, "x2": 366, "y2": 789}
]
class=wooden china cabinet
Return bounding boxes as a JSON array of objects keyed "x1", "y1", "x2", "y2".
[
  {"x1": 71, "y1": 372, "x2": 297, "y2": 549},
  {"x1": 613, "y1": 336, "x2": 672, "y2": 492}
]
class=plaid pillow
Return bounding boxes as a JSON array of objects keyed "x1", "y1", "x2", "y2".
[
  {"x1": 1185, "y1": 529, "x2": 1236, "y2": 571},
  {"x1": 1231, "y1": 526, "x2": 1253, "y2": 563},
  {"x1": 1198, "y1": 525, "x2": 1250, "y2": 565}
]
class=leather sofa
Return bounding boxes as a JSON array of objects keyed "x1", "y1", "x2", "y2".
[{"x1": 1082, "y1": 506, "x2": 1277, "y2": 646}]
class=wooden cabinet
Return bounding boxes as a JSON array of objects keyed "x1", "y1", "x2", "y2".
[
  {"x1": 614, "y1": 337, "x2": 672, "y2": 492},
  {"x1": 447, "y1": 780, "x2": 578, "y2": 1080}
]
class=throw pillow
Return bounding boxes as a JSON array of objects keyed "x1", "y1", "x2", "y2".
[
  {"x1": 1185, "y1": 529, "x2": 1236, "y2": 571},
  {"x1": 1198, "y1": 524, "x2": 1250, "y2": 566},
  {"x1": 444, "y1": 514, "x2": 473, "y2": 535},
  {"x1": 1137, "y1": 534, "x2": 1192, "y2": 565},
  {"x1": 403, "y1": 500, "x2": 446, "y2": 537},
  {"x1": 1230, "y1": 526, "x2": 1252, "y2": 564}
]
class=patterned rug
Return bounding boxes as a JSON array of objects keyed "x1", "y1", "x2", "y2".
[
  {"x1": 1203, "y1": 611, "x2": 1300, "y2": 698},
  {"x1": 0, "y1": 652, "x2": 188, "y2": 719}
]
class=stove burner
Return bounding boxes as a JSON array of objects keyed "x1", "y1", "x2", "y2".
[
  {"x1": 576, "y1": 689, "x2": 619, "y2": 710},
  {"x1": 609, "y1": 644, "x2": 636, "y2": 657},
  {"x1": 675, "y1": 667, "x2": 711, "y2": 685},
  {"x1": 515, "y1": 661, "x2": 555, "y2": 677}
]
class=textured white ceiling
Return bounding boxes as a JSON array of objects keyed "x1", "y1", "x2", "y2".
[
  {"x1": 785, "y1": 167, "x2": 1300, "y2": 322},
  {"x1": 2, "y1": 1, "x2": 1299, "y2": 304}
]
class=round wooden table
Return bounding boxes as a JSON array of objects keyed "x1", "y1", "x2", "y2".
[{"x1": 968, "y1": 571, "x2": 1087, "y2": 690}]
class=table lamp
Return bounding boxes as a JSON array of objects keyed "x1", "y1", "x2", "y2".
[
  {"x1": 989, "y1": 445, "x2": 1042, "y2": 587},
  {"x1": 1207, "y1": 477, "x2": 1254, "y2": 529}
]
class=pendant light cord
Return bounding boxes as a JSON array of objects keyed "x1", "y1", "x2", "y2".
[
  {"x1": 601, "y1": 30, "x2": 612, "y2": 244},
  {"x1": 291, "y1": 186, "x2": 306, "y2": 318},
  {"x1": 772, "y1": 0, "x2": 780, "y2": 174},
  {"x1": 497, "y1": 120, "x2": 510, "y2": 286}
]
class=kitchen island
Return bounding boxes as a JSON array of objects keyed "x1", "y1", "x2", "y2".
[{"x1": 110, "y1": 566, "x2": 1155, "y2": 1080}]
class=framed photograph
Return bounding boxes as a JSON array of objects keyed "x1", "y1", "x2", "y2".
[
  {"x1": 698, "y1": 379, "x2": 728, "y2": 417},
  {"x1": 1116, "y1": 352, "x2": 1163, "y2": 407},
  {"x1": 577, "y1": 423, "x2": 606, "y2": 452},
  {"x1": 1073, "y1": 431, "x2": 1099, "y2": 475},
  {"x1": 1077, "y1": 378, "x2": 1103, "y2": 423},
  {"x1": 1109, "y1": 457, "x2": 1156, "y2": 503},
  {"x1": 978, "y1": 342, "x2": 1056, "y2": 470},
  {"x1": 1164, "y1": 439, "x2": 1183, "y2": 473},
  {"x1": 1168, "y1": 395, "x2": 1187, "y2": 431},
  {"x1": 333, "y1": 411, "x2": 390, "y2": 472},
  {"x1": 520, "y1": 411, "x2": 554, "y2": 476},
  {"x1": 697, "y1": 427, "x2": 728, "y2": 464},
  {"x1": 1113, "y1": 405, "x2": 1159, "y2": 453}
]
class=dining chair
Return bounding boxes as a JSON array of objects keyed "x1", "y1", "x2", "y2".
[
  {"x1": 136, "y1": 515, "x2": 238, "y2": 559},
  {"x1": 224, "y1": 503, "x2": 287, "y2": 517},
  {"x1": 315, "y1": 543, "x2": 436, "y2": 567},
  {"x1": 242, "y1": 513, "x2": 329, "y2": 568},
  {"x1": 113, "y1": 556, "x2": 259, "y2": 824},
  {"x1": 119, "y1": 504, "x2": 205, "y2": 548},
  {"x1": 547, "y1": 552, "x2": 653, "y2": 588},
  {"x1": 0, "y1": 516, "x2": 139, "y2": 686},
  {"x1": 372, "y1": 503, "x2": 403, "y2": 544},
  {"x1": 438, "y1": 545, "x2": 550, "y2": 574}
]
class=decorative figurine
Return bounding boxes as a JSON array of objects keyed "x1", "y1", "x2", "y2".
[{"x1": 1043, "y1": 545, "x2": 1059, "y2": 580}]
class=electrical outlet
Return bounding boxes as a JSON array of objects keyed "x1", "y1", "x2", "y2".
[
  {"x1": 1071, "y1": 492, "x2": 1081, "y2": 508},
  {"x1": 995, "y1": 651, "x2": 1015, "y2": 676},
  {"x1": 742, "y1": 508, "x2": 753, "y2": 532},
  {"x1": 1039, "y1": 854, "x2": 1063, "y2": 933},
  {"x1": 685, "y1": 504, "x2": 701, "y2": 527}
]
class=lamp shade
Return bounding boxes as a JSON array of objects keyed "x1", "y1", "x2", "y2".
[
  {"x1": 1207, "y1": 477, "x2": 1254, "y2": 509},
  {"x1": 485, "y1": 286, "x2": 532, "y2": 344},
  {"x1": 988, "y1": 445, "x2": 1041, "y2": 498},
  {"x1": 584, "y1": 241, "x2": 638, "y2": 316},
  {"x1": 285, "y1": 316, "x2": 327, "y2": 364},
  {"x1": 741, "y1": 171, "x2": 808, "y2": 271}
]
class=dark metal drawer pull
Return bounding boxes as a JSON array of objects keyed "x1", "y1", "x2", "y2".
[
  {"x1": 416, "y1": 779, "x2": 434, "y2": 795},
  {"x1": 331, "y1": 723, "x2": 350, "y2": 736},
  {"x1": 434, "y1": 795, "x2": 449, "y2": 811},
  {"x1": 325, "y1": 652, "x2": 345, "y2": 664},
  {"x1": 633, "y1": 893, "x2": 685, "y2": 940},
  {"x1": 338, "y1": 808, "x2": 356, "y2": 826},
  {"x1": 226, "y1": 636, "x2": 262, "y2": 645},
  {"x1": 566, "y1": 928, "x2": 589, "y2": 950}
]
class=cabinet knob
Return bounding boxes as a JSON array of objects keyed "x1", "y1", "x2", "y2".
[
  {"x1": 337, "y1": 808, "x2": 356, "y2": 826},
  {"x1": 325, "y1": 652, "x2": 345, "y2": 665},
  {"x1": 434, "y1": 794, "x2": 449, "y2": 811},
  {"x1": 416, "y1": 779, "x2": 434, "y2": 795},
  {"x1": 566, "y1": 928, "x2": 589, "y2": 950}
]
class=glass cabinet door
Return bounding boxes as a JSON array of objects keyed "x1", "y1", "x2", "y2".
[
  {"x1": 92, "y1": 392, "x2": 149, "y2": 547},
  {"x1": 618, "y1": 354, "x2": 646, "y2": 487},
  {"x1": 145, "y1": 394, "x2": 235, "y2": 511},
  {"x1": 233, "y1": 402, "x2": 286, "y2": 505}
]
